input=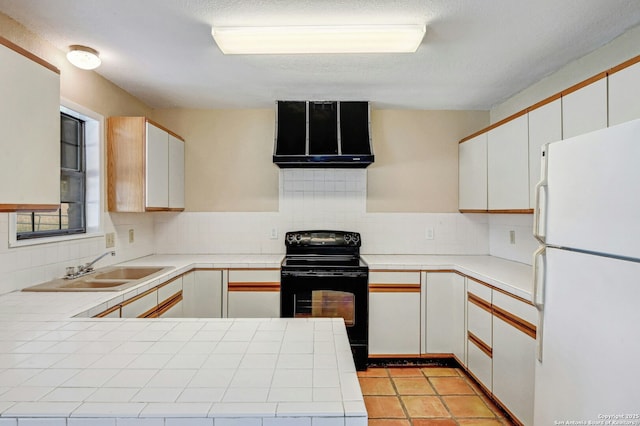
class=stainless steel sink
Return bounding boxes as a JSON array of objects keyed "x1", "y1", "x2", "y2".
[{"x1": 22, "y1": 266, "x2": 173, "y2": 292}]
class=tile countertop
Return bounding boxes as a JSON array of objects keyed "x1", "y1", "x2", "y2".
[
  {"x1": 0, "y1": 253, "x2": 531, "y2": 424},
  {"x1": 362, "y1": 255, "x2": 533, "y2": 302},
  {"x1": 0, "y1": 255, "x2": 370, "y2": 424}
]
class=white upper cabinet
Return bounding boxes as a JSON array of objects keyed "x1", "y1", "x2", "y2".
[
  {"x1": 145, "y1": 122, "x2": 170, "y2": 209},
  {"x1": 528, "y1": 99, "x2": 562, "y2": 207},
  {"x1": 0, "y1": 38, "x2": 60, "y2": 210},
  {"x1": 487, "y1": 115, "x2": 529, "y2": 211},
  {"x1": 108, "y1": 117, "x2": 185, "y2": 212},
  {"x1": 458, "y1": 133, "x2": 487, "y2": 211},
  {"x1": 562, "y1": 77, "x2": 608, "y2": 139},
  {"x1": 608, "y1": 60, "x2": 640, "y2": 126}
]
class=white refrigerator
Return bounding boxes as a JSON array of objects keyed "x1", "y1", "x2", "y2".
[{"x1": 533, "y1": 118, "x2": 640, "y2": 425}]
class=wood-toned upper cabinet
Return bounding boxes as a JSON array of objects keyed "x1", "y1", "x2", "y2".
[
  {"x1": 528, "y1": 99, "x2": 562, "y2": 207},
  {"x1": 608, "y1": 60, "x2": 640, "y2": 126},
  {"x1": 458, "y1": 133, "x2": 487, "y2": 211},
  {"x1": 487, "y1": 114, "x2": 529, "y2": 211},
  {"x1": 107, "y1": 117, "x2": 185, "y2": 212},
  {"x1": 0, "y1": 38, "x2": 60, "y2": 211},
  {"x1": 562, "y1": 77, "x2": 608, "y2": 139}
]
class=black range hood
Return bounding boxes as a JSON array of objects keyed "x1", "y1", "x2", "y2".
[{"x1": 273, "y1": 101, "x2": 374, "y2": 168}]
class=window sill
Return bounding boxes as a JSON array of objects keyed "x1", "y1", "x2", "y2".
[{"x1": 8, "y1": 229, "x2": 104, "y2": 248}]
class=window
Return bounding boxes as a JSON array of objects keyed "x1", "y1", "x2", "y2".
[{"x1": 17, "y1": 113, "x2": 86, "y2": 239}]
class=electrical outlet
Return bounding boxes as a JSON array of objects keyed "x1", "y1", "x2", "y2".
[
  {"x1": 105, "y1": 232, "x2": 115, "y2": 248},
  {"x1": 509, "y1": 230, "x2": 516, "y2": 244},
  {"x1": 270, "y1": 227, "x2": 279, "y2": 240},
  {"x1": 425, "y1": 227, "x2": 434, "y2": 240},
  {"x1": 129, "y1": 229, "x2": 135, "y2": 243}
]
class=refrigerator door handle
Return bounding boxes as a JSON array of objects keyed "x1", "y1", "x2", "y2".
[
  {"x1": 533, "y1": 245, "x2": 546, "y2": 362},
  {"x1": 533, "y1": 145, "x2": 549, "y2": 244}
]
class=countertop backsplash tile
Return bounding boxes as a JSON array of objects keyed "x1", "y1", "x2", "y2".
[{"x1": 152, "y1": 169, "x2": 491, "y2": 257}]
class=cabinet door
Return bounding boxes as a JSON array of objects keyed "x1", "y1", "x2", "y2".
[
  {"x1": 121, "y1": 289, "x2": 158, "y2": 318},
  {"x1": 528, "y1": 99, "x2": 561, "y2": 207},
  {"x1": 608, "y1": 61, "x2": 640, "y2": 126},
  {"x1": 145, "y1": 122, "x2": 169, "y2": 209},
  {"x1": 0, "y1": 41, "x2": 60, "y2": 207},
  {"x1": 458, "y1": 133, "x2": 487, "y2": 211},
  {"x1": 487, "y1": 115, "x2": 529, "y2": 210},
  {"x1": 492, "y1": 293, "x2": 536, "y2": 426},
  {"x1": 424, "y1": 272, "x2": 465, "y2": 364},
  {"x1": 369, "y1": 271, "x2": 422, "y2": 356},
  {"x1": 562, "y1": 78, "x2": 608, "y2": 139},
  {"x1": 182, "y1": 270, "x2": 223, "y2": 318},
  {"x1": 227, "y1": 269, "x2": 280, "y2": 318},
  {"x1": 168, "y1": 134, "x2": 185, "y2": 209}
]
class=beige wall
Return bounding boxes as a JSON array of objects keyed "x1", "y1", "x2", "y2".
[
  {"x1": 152, "y1": 109, "x2": 280, "y2": 212},
  {"x1": 368, "y1": 110, "x2": 488, "y2": 212},
  {"x1": 154, "y1": 108, "x2": 488, "y2": 213}
]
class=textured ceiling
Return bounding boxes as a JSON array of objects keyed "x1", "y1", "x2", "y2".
[{"x1": 1, "y1": 0, "x2": 640, "y2": 110}]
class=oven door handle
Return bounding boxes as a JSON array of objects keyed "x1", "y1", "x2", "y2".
[{"x1": 282, "y1": 271, "x2": 368, "y2": 278}]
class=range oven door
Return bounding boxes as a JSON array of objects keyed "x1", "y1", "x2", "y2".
[{"x1": 280, "y1": 269, "x2": 368, "y2": 369}]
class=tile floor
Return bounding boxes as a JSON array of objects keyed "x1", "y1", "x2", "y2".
[{"x1": 358, "y1": 366, "x2": 514, "y2": 426}]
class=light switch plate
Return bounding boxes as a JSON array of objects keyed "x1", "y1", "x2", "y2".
[
  {"x1": 129, "y1": 229, "x2": 135, "y2": 243},
  {"x1": 509, "y1": 230, "x2": 516, "y2": 244},
  {"x1": 105, "y1": 232, "x2": 115, "y2": 248},
  {"x1": 425, "y1": 227, "x2": 434, "y2": 240},
  {"x1": 270, "y1": 227, "x2": 279, "y2": 240}
]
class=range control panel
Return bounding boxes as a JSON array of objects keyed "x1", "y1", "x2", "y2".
[{"x1": 285, "y1": 230, "x2": 361, "y2": 247}]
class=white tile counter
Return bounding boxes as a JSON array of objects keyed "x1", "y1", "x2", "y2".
[
  {"x1": 0, "y1": 255, "x2": 365, "y2": 425},
  {"x1": 362, "y1": 255, "x2": 533, "y2": 301},
  {"x1": 0, "y1": 317, "x2": 366, "y2": 425},
  {"x1": 0, "y1": 253, "x2": 531, "y2": 425}
]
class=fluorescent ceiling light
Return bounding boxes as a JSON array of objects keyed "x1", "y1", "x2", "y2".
[
  {"x1": 66, "y1": 45, "x2": 101, "y2": 70},
  {"x1": 211, "y1": 24, "x2": 426, "y2": 54}
]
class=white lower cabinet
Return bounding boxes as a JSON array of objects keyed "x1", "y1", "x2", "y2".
[
  {"x1": 424, "y1": 272, "x2": 466, "y2": 363},
  {"x1": 492, "y1": 292, "x2": 537, "y2": 425},
  {"x1": 157, "y1": 276, "x2": 183, "y2": 318},
  {"x1": 159, "y1": 298, "x2": 183, "y2": 318},
  {"x1": 182, "y1": 269, "x2": 223, "y2": 318},
  {"x1": 120, "y1": 288, "x2": 158, "y2": 318},
  {"x1": 227, "y1": 269, "x2": 280, "y2": 318},
  {"x1": 466, "y1": 278, "x2": 493, "y2": 392},
  {"x1": 369, "y1": 271, "x2": 421, "y2": 356}
]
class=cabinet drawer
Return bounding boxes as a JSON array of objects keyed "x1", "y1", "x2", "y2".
[
  {"x1": 228, "y1": 269, "x2": 280, "y2": 283},
  {"x1": 158, "y1": 276, "x2": 182, "y2": 302},
  {"x1": 467, "y1": 295, "x2": 492, "y2": 345},
  {"x1": 467, "y1": 278, "x2": 492, "y2": 301},
  {"x1": 492, "y1": 291, "x2": 537, "y2": 325},
  {"x1": 467, "y1": 334, "x2": 492, "y2": 391},
  {"x1": 121, "y1": 289, "x2": 158, "y2": 318},
  {"x1": 369, "y1": 270, "x2": 421, "y2": 285}
]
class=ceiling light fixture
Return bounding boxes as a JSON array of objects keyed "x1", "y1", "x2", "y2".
[
  {"x1": 211, "y1": 24, "x2": 426, "y2": 55},
  {"x1": 66, "y1": 45, "x2": 101, "y2": 70}
]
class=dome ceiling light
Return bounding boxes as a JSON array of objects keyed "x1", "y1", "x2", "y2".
[{"x1": 66, "y1": 45, "x2": 101, "y2": 70}]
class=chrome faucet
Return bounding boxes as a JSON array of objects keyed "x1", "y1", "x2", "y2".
[{"x1": 65, "y1": 250, "x2": 115, "y2": 279}]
